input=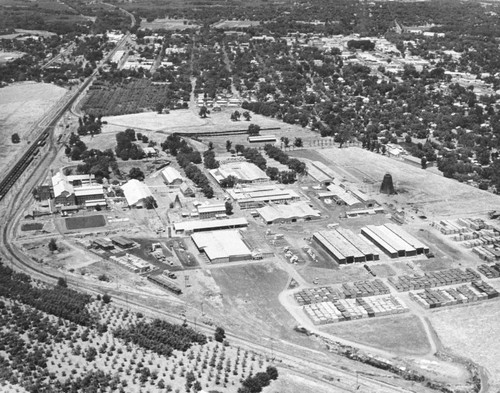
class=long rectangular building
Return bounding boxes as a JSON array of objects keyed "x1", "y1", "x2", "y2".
[
  {"x1": 384, "y1": 223, "x2": 429, "y2": 255},
  {"x1": 335, "y1": 227, "x2": 380, "y2": 261},
  {"x1": 227, "y1": 185, "x2": 300, "y2": 209},
  {"x1": 361, "y1": 225, "x2": 399, "y2": 258},
  {"x1": 362, "y1": 225, "x2": 417, "y2": 257},
  {"x1": 313, "y1": 228, "x2": 379, "y2": 264},
  {"x1": 327, "y1": 184, "x2": 363, "y2": 207},
  {"x1": 173, "y1": 217, "x2": 248, "y2": 234}
]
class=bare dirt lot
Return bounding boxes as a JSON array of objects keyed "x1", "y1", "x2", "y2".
[
  {"x1": 298, "y1": 147, "x2": 500, "y2": 219},
  {"x1": 429, "y1": 299, "x2": 500, "y2": 392},
  {"x1": 140, "y1": 18, "x2": 200, "y2": 30},
  {"x1": 0, "y1": 82, "x2": 67, "y2": 174},
  {"x1": 321, "y1": 314, "x2": 432, "y2": 356}
]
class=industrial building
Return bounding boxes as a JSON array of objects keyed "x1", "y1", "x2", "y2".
[
  {"x1": 257, "y1": 201, "x2": 321, "y2": 224},
  {"x1": 197, "y1": 203, "x2": 227, "y2": 219},
  {"x1": 91, "y1": 238, "x2": 114, "y2": 251},
  {"x1": 51, "y1": 171, "x2": 105, "y2": 207},
  {"x1": 210, "y1": 161, "x2": 269, "y2": 184},
  {"x1": 325, "y1": 184, "x2": 364, "y2": 208},
  {"x1": 173, "y1": 217, "x2": 248, "y2": 234},
  {"x1": 122, "y1": 179, "x2": 155, "y2": 208},
  {"x1": 307, "y1": 161, "x2": 338, "y2": 185},
  {"x1": 313, "y1": 228, "x2": 379, "y2": 264},
  {"x1": 191, "y1": 230, "x2": 252, "y2": 263},
  {"x1": 361, "y1": 225, "x2": 425, "y2": 258},
  {"x1": 161, "y1": 166, "x2": 183, "y2": 185},
  {"x1": 111, "y1": 236, "x2": 134, "y2": 249},
  {"x1": 248, "y1": 135, "x2": 277, "y2": 143},
  {"x1": 227, "y1": 185, "x2": 300, "y2": 209},
  {"x1": 384, "y1": 223, "x2": 430, "y2": 255}
]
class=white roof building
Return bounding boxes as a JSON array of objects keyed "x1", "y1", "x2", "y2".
[
  {"x1": 191, "y1": 230, "x2": 252, "y2": 262},
  {"x1": 257, "y1": 201, "x2": 321, "y2": 224},
  {"x1": 210, "y1": 161, "x2": 269, "y2": 184},
  {"x1": 162, "y1": 166, "x2": 183, "y2": 185},
  {"x1": 173, "y1": 217, "x2": 248, "y2": 233},
  {"x1": 122, "y1": 179, "x2": 154, "y2": 208}
]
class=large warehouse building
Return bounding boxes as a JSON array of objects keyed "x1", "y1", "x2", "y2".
[
  {"x1": 191, "y1": 230, "x2": 252, "y2": 263},
  {"x1": 227, "y1": 185, "x2": 300, "y2": 209},
  {"x1": 210, "y1": 161, "x2": 269, "y2": 184},
  {"x1": 257, "y1": 201, "x2": 321, "y2": 224},
  {"x1": 313, "y1": 228, "x2": 380, "y2": 264},
  {"x1": 122, "y1": 179, "x2": 155, "y2": 208},
  {"x1": 173, "y1": 217, "x2": 248, "y2": 234},
  {"x1": 361, "y1": 224, "x2": 428, "y2": 258}
]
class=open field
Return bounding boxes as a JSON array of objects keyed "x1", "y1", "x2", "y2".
[
  {"x1": 304, "y1": 147, "x2": 500, "y2": 218},
  {"x1": 20, "y1": 222, "x2": 44, "y2": 231},
  {"x1": 321, "y1": 314, "x2": 432, "y2": 356},
  {"x1": 0, "y1": 29, "x2": 56, "y2": 39},
  {"x1": 65, "y1": 215, "x2": 106, "y2": 230},
  {"x1": 429, "y1": 300, "x2": 500, "y2": 392},
  {"x1": 212, "y1": 20, "x2": 261, "y2": 29},
  {"x1": 0, "y1": 82, "x2": 67, "y2": 175},
  {"x1": 0, "y1": 51, "x2": 25, "y2": 63},
  {"x1": 140, "y1": 18, "x2": 200, "y2": 30}
]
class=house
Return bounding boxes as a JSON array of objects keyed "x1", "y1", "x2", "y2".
[{"x1": 180, "y1": 183, "x2": 195, "y2": 197}]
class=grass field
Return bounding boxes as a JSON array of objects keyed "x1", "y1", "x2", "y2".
[
  {"x1": 430, "y1": 300, "x2": 500, "y2": 392},
  {"x1": 21, "y1": 222, "x2": 44, "y2": 231},
  {"x1": 321, "y1": 314, "x2": 432, "y2": 356},
  {"x1": 140, "y1": 18, "x2": 200, "y2": 30},
  {"x1": 212, "y1": 20, "x2": 261, "y2": 29},
  {"x1": 65, "y1": 215, "x2": 106, "y2": 230}
]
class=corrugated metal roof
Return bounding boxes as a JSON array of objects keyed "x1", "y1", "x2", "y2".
[
  {"x1": 327, "y1": 184, "x2": 362, "y2": 206},
  {"x1": 162, "y1": 166, "x2": 183, "y2": 184},
  {"x1": 211, "y1": 161, "x2": 269, "y2": 183},
  {"x1": 370, "y1": 225, "x2": 416, "y2": 253},
  {"x1": 257, "y1": 201, "x2": 320, "y2": 222},
  {"x1": 384, "y1": 223, "x2": 428, "y2": 251},
  {"x1": 362, "y1": 226, "x2": 398, "y2": 255},
  {"x1": 335, "y1": 227, "x2": 379, "y2": 256}
]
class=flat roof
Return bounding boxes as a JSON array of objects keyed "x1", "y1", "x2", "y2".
[
  {"x1": 257, "y1": 201, "x2": 321, "y2": 222},
  {"x1": 173, "y1": 217, "x2": 248, "y2": 232},
  {"x1": 197, "y1": 203, "x2": 226, "y2": 213},
  {"x1": 384, "y1": 223, "x2": 429, "y2": 251},
  {"x1": 326, "y1": 184, "x2": 361, "y2": 206},
  {"x1": 191, "y1": 230, "x2": 251, "y2": 260},
  {"x1": 248, "y1": 135, "x2": 277, "y2": 141}
]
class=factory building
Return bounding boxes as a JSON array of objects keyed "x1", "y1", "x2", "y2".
[
  {"x1": 173, "y1": 217, "x2": 248, "y2": 234},
  {"x1": 111, "y1": 236, "x2": 134, "y2": 249},
  {"x1": 361, "y1": 225, "x2": 421, "y2": 258},
  {"x1": 210, "y1": 161, "x2": 269, "y2": 184},
  {"x1": 384, "y1": 223, "x2": 430, "y2": 255},
  {"x1": 191, "y1": 230, "x2": 252, "y2": 263},
  {"x1": 197, "y1": 203, "x2": 227, "y2": 219},
  {"x1": 313, "y1": 228, "x2": 379, "y2": 264},
  {"x1": 257, "y1": 201, "x2": 321, "y2": 224},
  {"x1": 326, "y1": 184, "x2": 364, "y2": 208},
  {"x1": 227, "y1": 185, "x2": 300, "y2": 209}
]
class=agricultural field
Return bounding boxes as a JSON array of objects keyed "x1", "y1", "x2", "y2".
[
  {"x1": 20, "y1": 222, "x2": 44, "y2": 231},
  {"x1": 81, "y1": 80, "x2": 189, "y2": 117},
  {"x1": 321, "y1": 314, "x2": 432, "y2": 356},
  {"x1": 65, "y1": 215, "x2": 106, "y2": 230},
  {"x1": 0, "y1": 265, "x2": 279, "y2": 393},
  {"x1": 0, "y1": 82, "x2": 67, "y2": 175},
  {"x1": 140, "y1": 18, "x2": 200, "y2": 30}
]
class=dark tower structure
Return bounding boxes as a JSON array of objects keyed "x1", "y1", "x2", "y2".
[{"x1": 380, "y1": 173, "x2": 396, "y2": 195}]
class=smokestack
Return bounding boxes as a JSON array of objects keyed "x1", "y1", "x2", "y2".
[{"x1": 380, "y1": 173, "x2": 396, "y2": 195}]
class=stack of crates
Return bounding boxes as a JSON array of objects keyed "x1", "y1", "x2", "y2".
[
  {"x1": 410, "y1": 281, "x2": 498, "y2": 309},
  {"x1": 388, "y1": 268, "x2": 480, "y2": 292},
  {"x1": 478, "y1": 263, "x2": 500, "y2": 278}
]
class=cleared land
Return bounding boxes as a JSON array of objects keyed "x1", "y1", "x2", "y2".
[
  {"x1": 0, "y1": 51, "x2": 25, "y2": 63},
  {"x1": 0, "y1": 82, "x2": 67, "y2": 174},
  {"x1": 140, "y1": 18, "x2": 200, "y2": 30},
  {"x1": 65, "y1": 215, "x2": 106, "y2": 230},
  {"x1": 304, "y1": 147, "x2": 500, "y2": 218},
  {"x1": 429, "y1": 300, "x2": 500, "y2": 392},
  {"x1": 212, "y1": 20, "x2": 261, "y2": 29},
  {"x1": 321, "y1": 314, "x2": 432, "y2": 356}
]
